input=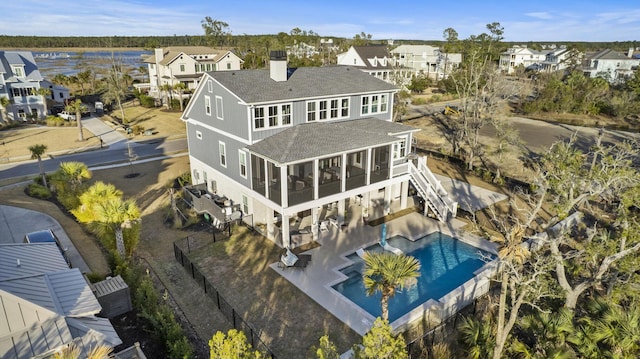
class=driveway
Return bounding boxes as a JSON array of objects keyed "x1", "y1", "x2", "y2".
[{"x1": 0, "y1": 205, "x2": 90, "y2": 273}]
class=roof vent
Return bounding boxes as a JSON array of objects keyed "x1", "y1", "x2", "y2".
[{"x1": 16, "y1": 259, "x2": 21, "y2": 267}]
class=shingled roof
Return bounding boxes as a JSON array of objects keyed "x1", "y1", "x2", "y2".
[
  {"x1": 143, "y1": 46, "x2": 230, "y2": 65},
  {"x1": 246, "y1": 118, "x2": 418, "y2": 164},
  {"x1": 209, "y1": 65, "x2": 398, "y2": 104}
]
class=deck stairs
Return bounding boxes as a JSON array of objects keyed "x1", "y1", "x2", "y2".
[{"x1": 408, "y1": 156, "x2": 458, "y2": 222}]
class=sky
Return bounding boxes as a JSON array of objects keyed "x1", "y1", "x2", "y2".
[{"x1": 2, "y1": 0, "x2": 640, "y2": 42}]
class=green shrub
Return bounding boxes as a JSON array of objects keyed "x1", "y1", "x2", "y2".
[
  {"x1": 27, "y1": 183, "x2": 52, "y2": 199},
  {"x1": 45, "y1": 115, "x2": 67, "y2": 127},
  {"x1": 139, "y1": 94, "x2": 156, "y2": 108}
]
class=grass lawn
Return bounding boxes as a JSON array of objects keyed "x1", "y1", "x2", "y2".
[
  {"x1": 0, "y1": 126, "x2": 99, "y2": 161},
  {"x1": 105, "y1": 102, "x2": 186, "y2": 141}
]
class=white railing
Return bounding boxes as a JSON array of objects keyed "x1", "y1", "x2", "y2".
[
  {"x1": 417, "y1": 157, "x2": 458, "y2": 218},
  {"x1": 408, "y1": 157, "x2": 458, "y2": 221}
]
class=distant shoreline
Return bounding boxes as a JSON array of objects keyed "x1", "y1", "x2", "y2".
[{"x1": 0, "y1": 47, "x2": 146, "y2": 52}]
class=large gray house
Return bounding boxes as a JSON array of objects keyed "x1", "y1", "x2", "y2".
[{"x1": 181, "y1": 51, "x2": 455, "y2": 247}]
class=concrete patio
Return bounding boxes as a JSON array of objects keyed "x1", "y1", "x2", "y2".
[{"x1": 270, "y1": 175, "x2": 507, "y2": 335}]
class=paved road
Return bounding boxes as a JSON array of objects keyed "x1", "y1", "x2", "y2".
[{"x1": 0, "y1": 115, "x2": 188, "y2": 181}]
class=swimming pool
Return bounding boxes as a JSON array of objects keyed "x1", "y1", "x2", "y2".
[{"x1": 332, "y1": 232, "x2": 495, "y2": 322}]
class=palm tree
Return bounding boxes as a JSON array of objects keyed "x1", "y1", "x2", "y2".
[
  {"x1": 35, "y1": 87, "x2": 51, "y2": 118},
  {"x1": 72, "y1": 182, "x2": 140, "y2": 258},
  {"x1": 0, "y1": 96, "x2": 10, "y2": 123},
  {"x1": 54, "y1": 343, "x2": 113, "y2": 359},
  {"x1": 97, "y1": 197, "x2": 140, "y2": 258},
  {"x1": 138, "y1": 65, "x2": 148, "y2": 83},
  {"x1": 160, "y1": 83, "x2": 173, "y2": 109},
  {"x1": 51, "y1": 161, "x2": 92, "y2": 194},
  {"x1": 28, "y1": 144, "x2": 48, "y2": 188},
  {"x1": 586, "y1": 299, "x2": 640, "y2": 357},
  {"x1": 65, "y1": 99, "x2": 86, "y2": 141},
  {"x1": 173, "y1": 82, "x2": 187, "y2": 111},
  {"x1": 362, "y1": 252, "x2": 420, "y2": 321}
]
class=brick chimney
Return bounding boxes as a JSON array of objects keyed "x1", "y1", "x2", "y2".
[{"x1": 269, "y1": 50, "x2": 288, "y2": 82}]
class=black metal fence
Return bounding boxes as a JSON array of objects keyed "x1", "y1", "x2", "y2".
[
  {"x1": 406, "y1": 299, "x2": 481, "y2": 358},
  {"x1": 174, "y1": 237, "x2": 275, "y2": 358}
]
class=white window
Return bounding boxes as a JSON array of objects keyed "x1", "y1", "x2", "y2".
[
  {"x1": 393, "y1": 139, "x2": 407, "y2": 159},
  {"x1": 242, "y1": 194, "x2": 249, "y2": 214},
  {"x1": 268, "y1": 106, "x2": 278, "y2": 127},
  {"x1": 219, "y1": 142, "x2": 226, "y2": 167},
  {"x1": 227, "y1": 63, "x2": 232, "y2": 70},
  {"x1": 196, "y1": 130, "x2": 202, "y2": 140},
  {"x1": 215, "y1": 96, "x2": 223, "y2": 120},
  {"x1": 179, "y1": 63, "x2": 185, "y2": 72},
  {"x1": 207, "y1": 80, "x2": 213, "y2": 93},
  {"x1": 361, "y1": 94, "x2": 388, "y2": 115},
  {"x1": 282, "y1": 104, "x2": 291, "y2": 125},
  {"x1": 239, "y1": 150, "x2": 247, "y2": 178},
  {"x1": 11, "y1": 66, "x2": 24, "y2": 78},
  {"x1": 253, "y1": 104, "x2": 292, "y2": 130},
  {"x1": 307, "y1": 98, "x2": 349, "y2": 122},
  {"x1": 204, "y1": 96, "x2": 211, "y2": 116},
  {"x1": 254, "y1": 107, "x2": 265, "y2": 129},
  {"x1": 307, "y1": 102, "x2": 316, "y2": 122}
]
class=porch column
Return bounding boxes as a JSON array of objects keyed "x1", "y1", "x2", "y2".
[
  {"x1": 362, "y1": 192, "x2": 371, "y2": 222},
  {"x1": 341, "y1": 153, "x2": 347, "y2": 193},
  {"x1": 313, "y1": 159, "x2": 319, "y2": 200},
  {"x1": 400, "y1": 180, "x2": 409, "y2": 210},
  {"x1": 280, "y1": 166, "x2": 288, "y2": 208},
  {"x1": 365, "y1": 148, "x2": 372, "y2": 185},
  {"x1": 264, "y1": 159, "x2": 270, "y2": 199},
  {"x1": 311, "y1": 207, "x2": 320, "y2": 242},
  {"x1": 337, "y1": 199, "x2": 346, "y2": 228},
  {"x1": 282, "y1": 214, "x2": 291, "y2": 248},
  {"x1": 383, "y1": 187, "x2": 392, "y2": 215},
  {"x1": 266, "y1": 213, "x2": 275, "y2": 241}
]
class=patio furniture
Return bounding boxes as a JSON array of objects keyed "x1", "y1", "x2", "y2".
[
  {"x1": 319, "y1": 221, "x2": 329, "y2": 233},
  {"x1": 279, "y1": 248, "x2": 311, "y2": 269}
]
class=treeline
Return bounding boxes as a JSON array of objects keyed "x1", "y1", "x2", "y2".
[{"x1": 1, "y1": 34, "x2": 638, "y2": 54}]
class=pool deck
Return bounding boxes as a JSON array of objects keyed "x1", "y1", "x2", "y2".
[{"x1": 270, "y1": 176, "x2": 507, "y2": 336}]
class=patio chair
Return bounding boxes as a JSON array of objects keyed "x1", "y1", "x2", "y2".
[
  {"x1": 319, "y1": 221, "x2": 329, "y2": 233},
  {"x1": 279, "y1": 248, "x2": 311, "y2": 269}
]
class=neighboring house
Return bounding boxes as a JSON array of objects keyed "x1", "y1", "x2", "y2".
[
  {"x1": 0, "y1": 243, "x2": 122, "y2": 358},
  {"x1": 499, "y1": 46, "x2": 548, "y2": 74},
  {"x1": 337, "y1": 45, "x2": 411, "y2": 85},
  {"x1": 0, "y1": 51, "x2": 48, "y2": 121},
  {"x1": 582, "y1": 48, "x2": 639, "y2": 83},
  {"x1": 40, "y1": 78, "x2": 71, "y2": 104},
  {"x1": 286, "y1": 41, "x2": 318, "y2": 58},
  {"x1": 181, "y1": 51, "x2": 455, "y2": 248},
  {"x1": 143, "y1": 46, "x2": 243, "y2": 100},
  {"x1": 539, "y1": 47, "x2": 581, "y2": 73},
  {"x1": 391, "y1": 44, "x2": 462, "y2": 79}
]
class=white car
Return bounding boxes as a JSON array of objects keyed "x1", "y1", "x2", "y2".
[{"x1": 58, "y1": 111, "x2": 75, "y2": 120}]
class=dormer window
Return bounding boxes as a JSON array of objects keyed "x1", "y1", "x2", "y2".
[{"x1": 11, "y1": 65, "x2": 24, "y2": 78}]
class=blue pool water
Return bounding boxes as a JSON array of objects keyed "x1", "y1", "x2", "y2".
[{"x1": 332, "y1": 232, "x2": 494, "y2": 322}]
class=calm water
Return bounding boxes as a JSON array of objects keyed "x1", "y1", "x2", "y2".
[
  {"x1": 31, "y1": 50, "x2": 151, "y2": 78},
  {"x1": 332, "y1": 232, "x2": 494, "y2": 322}
]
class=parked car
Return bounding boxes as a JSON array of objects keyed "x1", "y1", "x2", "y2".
[
  {"x1": 23, "y1": 229, "x2": 71, "y2": 267},
  {"x1": 58, "y1": 111, "x2": 75, "y2": 120}
]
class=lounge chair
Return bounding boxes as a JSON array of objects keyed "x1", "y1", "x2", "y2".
[
  {"x1": 319, "y1": 221, "x2": 329, "y2": 233},
  {"x1": 279, "y1": 248, "x2": 311, "y2": 269}
]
